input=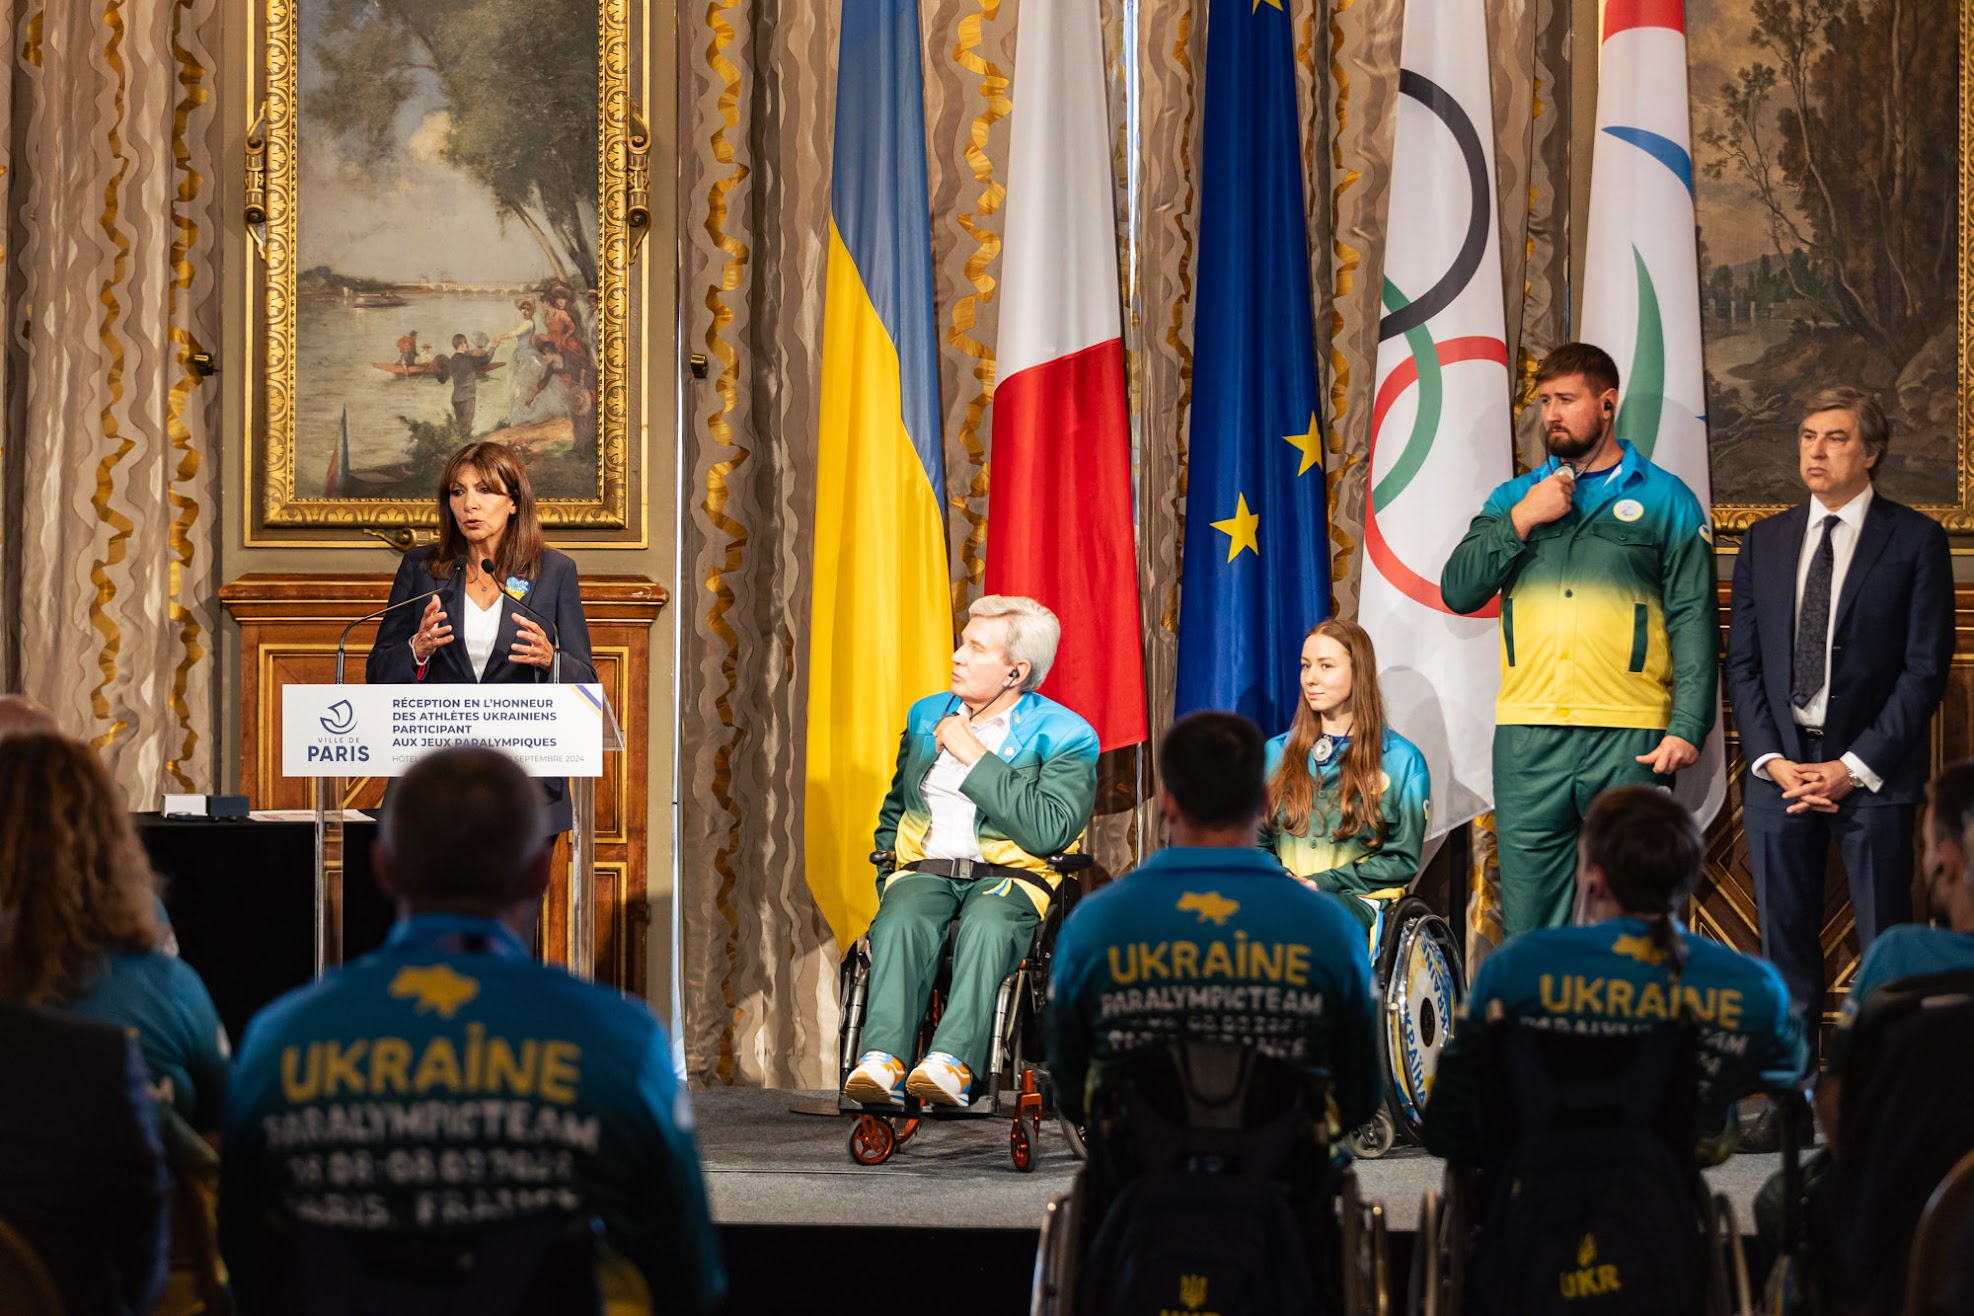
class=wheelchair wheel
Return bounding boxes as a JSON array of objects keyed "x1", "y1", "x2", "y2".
[
  {"x1": 1346, "y1": 1107, "x2": 1398, "y2": 1160},
  {"x1": 1378, "y1": 899, "x2": 1464, "y2": 1145},
  {"x1": 848, "y1": 1114, "x2": 897, "y2": 1166},
  {"x1": 1011, "y1": 1108, "x2": 1038, "y2": 1172}
]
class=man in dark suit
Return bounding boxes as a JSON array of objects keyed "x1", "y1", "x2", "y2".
[
  {"x1": 0, "y1": 1003, "x2": 170, "y2": 1315},
  {"x1": 1726, "y1": 385, "x2": 1953, "y2": 1144}
]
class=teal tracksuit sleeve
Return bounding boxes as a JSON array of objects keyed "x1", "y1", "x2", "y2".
[
  {"x1": 1441, "y1": 476, "x2": 1537, "y2": 615},
  {"x1": 1661, "y1": 496, "x2": 1718, "y2": 748}
]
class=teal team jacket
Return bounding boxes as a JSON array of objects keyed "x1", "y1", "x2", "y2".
[
  {"x1": 219, "y1": 914, "x2": 724, "y2": 1314},
  {"x1": 1047, "y1": 847, "x2": 1381, "y2": 1130},
  {"x1": 1440, "y1": 441, "x2": 1717, "y2": 746},
  {"x1": 874, "y1": 691, "x2": 1100, "y2": 908},
  {"x1": 1260, "y1": 727, "x2": 1431, "y2": 928},
  {"x1": 1422, "y1": 916, "x2": 1806, "y2": 1166}
]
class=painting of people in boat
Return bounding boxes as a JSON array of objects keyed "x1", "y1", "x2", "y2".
[{"x1": 276, "y1": 0, "x2": 624, "y2": 517}]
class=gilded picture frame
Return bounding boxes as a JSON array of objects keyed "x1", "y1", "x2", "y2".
[
  {"x1": 247, "y1": 0, "x2": 644, "y2": 537},
  {"x1": 1691, "y1": 0, "x2": 1971, "y2": 537}
]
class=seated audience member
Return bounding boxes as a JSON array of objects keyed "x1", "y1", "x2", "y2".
[
  {"x1": 1047, "y1": 712, "x2": 1380, "y2": 1131},
  {"x1": 1262, "y1": 619, "x2": 1431, "y2": 931},
  {"x1": 0, "y1": 733, "x2": 229, "y2": 1134},
  {"x1": 843, "y1": 595, "x2": 1100, "y2": 1109},
  {"x1": 1782, "y1": 760, "x2": 1974, "y2": 1316},
  {"x1": 0, "y1": 1001, "x2": 170, "y2": 1316},
  {"x1": 219, "y1": 747, "x2": 724, "y2": 1315},
  {"x1": 1425, "y1": 785, "x2": 1806, "y2": 1166}
]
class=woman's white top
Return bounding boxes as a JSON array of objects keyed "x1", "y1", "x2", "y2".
[{"x1": 462, "y1": 591, "x2": 502, "y2": 680}]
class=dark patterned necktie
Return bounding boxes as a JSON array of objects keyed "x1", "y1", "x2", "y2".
[{"x1": 1791, "y1": 515, "x2": 1841, "y2": 709}]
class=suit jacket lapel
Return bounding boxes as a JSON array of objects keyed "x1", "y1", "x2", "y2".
[
  {"x1": 439, "y1": 567, "x2": 474, "y2": 682},
  {"x1": 484, "y1": 593, "x2": 524, "y2": 681},
  {"x1": 1762, "y1": 504, "x2": 1809, "y2": 698},
  {"x1": 996, "y1": 693, "x2": 1036, "y2": 764},
  {"x1": 1832, "y1": 497, "x2": 1893, "y2": 634}
]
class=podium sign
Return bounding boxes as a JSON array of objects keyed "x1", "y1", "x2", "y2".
[{"x1": 280, "y1": 684, "x2": 606, "y2": 778}]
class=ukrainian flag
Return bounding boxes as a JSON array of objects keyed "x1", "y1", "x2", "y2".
[{"x1": 805, "y1": 0, "x2": 951, "y2": 953}]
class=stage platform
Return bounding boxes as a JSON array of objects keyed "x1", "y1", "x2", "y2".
[
  {"x1": 700, "y1": 1087, "x2": 1792, "y2": 1314},
  {"x1": 697, "y1": 1086, "x2": 1786, "y2": 1232}
]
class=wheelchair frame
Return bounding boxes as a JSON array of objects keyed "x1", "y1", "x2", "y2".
[
  {"x1": 1408, "y1": 1005, "x2": 1757, "y2": 1316},
  {"x1": 1028, "y1": 1042, "x2": 1392, "y2": 1316},
  {"x1": 1348, "y1": 886, "x2": 1466, "y2": 1160},
  {"x1": 837, "y1": 849, "x2": 1091, "y2": 1171}
]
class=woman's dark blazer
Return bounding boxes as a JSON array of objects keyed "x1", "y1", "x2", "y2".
[{"x1": 366, "y1": 545, "x2": 597, "y2": 833}]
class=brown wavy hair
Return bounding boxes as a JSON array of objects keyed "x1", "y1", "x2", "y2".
[
  {"x1": 425, "y1": 440, "x2": 545, "y2": 583},
  {"x1": 0, "y1": 734, "x2": 161, "y2": 1005},
  {"x1": 1267, "y1": 618, "x2": 1391, "y2": 848}
]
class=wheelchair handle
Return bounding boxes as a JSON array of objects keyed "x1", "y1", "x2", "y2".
[{"x1": 1049, "y1": 853, "x2": 1095, "y2": 875}]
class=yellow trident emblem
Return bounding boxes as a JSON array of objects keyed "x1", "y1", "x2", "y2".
[{"x1": 1179, "y1": 1273, "x2": 1209, "y2": 1310}]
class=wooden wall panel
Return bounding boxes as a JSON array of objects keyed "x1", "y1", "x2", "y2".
[
  {"x1": 218, "y1": 573, "x2": 666, "y2": 995},
  {"x1": 1696, "y1": 581, "x2": 1974, "y2": 1027}
]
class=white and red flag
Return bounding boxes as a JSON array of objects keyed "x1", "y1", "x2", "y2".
[
  {"x1": 1358, "y1": 0, "x2": 1512, "y2": 839},
  {"x1": 986, "y1": 0, "x2": 1146, "y2": 751},
  {"x1": 1581, "y1": 0, "x2": 1726, "y2": 825}
]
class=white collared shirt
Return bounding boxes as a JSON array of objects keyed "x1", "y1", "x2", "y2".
[
  {"x1": 921, "y1": 707, "x2": 1014, "y2": 861},
  {"x1": 461, "y1": 591, "x2": 502, "y2": 682},
  {"x1": 1751, "y1": 485, "x2": 1882, "y2": 791}
]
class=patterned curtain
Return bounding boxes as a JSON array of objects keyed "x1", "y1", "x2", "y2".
[
  {"x1": 677, "y1": 0, "x2": 1574, "y2": 1087},
  {"x1": 0, "y1": 0, "x2": 223, "y2": 802}
]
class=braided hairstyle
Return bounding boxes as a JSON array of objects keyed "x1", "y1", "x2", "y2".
[{"x1": 1580, "y1": 785, "x2": 1705, "y2": 981}]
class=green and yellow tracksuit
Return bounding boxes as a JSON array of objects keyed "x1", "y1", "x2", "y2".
[
  {"x1": 1260, "y1": 727, "x2": 1431, "y2": 932},
  {"x1": 865, "y1": 691, "x2": 1100, "y2": 1084},
  {"x1": 1441, "y1": 441, "x2": 1717, "y2": 934}
]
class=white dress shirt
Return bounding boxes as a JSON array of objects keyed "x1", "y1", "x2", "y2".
[
  {"x1": 1751, "y1": 484, "x2": 1882, "y2": 791},
  {"x1": 921, "y1": 707, "x2": 1014, "y2": 861},
  {"x1": 461, "y1": 592, "x2": 502, "y2": 682}
]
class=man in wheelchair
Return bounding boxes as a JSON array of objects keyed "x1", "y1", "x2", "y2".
[
  {"x1": 841, "y1": 595, "x2": 1100, "y2": 1110},
  {"x1": 1039, "y1": 713, "x2": 1383, "y2": 1314},
  {"x1": 1046, "y1": 711, "x2": 1380, "y2": 1136}
]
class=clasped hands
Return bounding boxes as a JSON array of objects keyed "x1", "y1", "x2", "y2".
[
  {"x1": 408, "y1": 594, "x2": 554, "y2": 669},
  {"x1": 1767, "y1": 758, "x2": 1854, "y2": 814}
]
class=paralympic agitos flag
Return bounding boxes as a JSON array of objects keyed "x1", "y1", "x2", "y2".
[
  {"x1": 1580, "y1": 0, "x2": 1726, "y2": 825},
  {"x1": 986, "y1": 0, "x2": 1146, "y2": 752},
  {"x1": 804, "y1": 0, "x2": 952, "y2": 952},
  {"x1": 1357, "y1": 0, "x2": 1512, "y2": 839},
  {"x1": 1173, "y1": 0, "x2": 1330, "y2": 734}
]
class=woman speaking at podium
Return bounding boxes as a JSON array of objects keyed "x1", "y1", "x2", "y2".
[{"x1": 367, "y1": 440, "x2": 596, "y2": 833}]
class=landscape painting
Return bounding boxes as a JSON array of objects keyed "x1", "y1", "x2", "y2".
[
  {"x1": 1690, "y1": 0, "x2": 1967, "y2": 528},
  {"x1": 257, "y1": 0, "x2": 633, "y2": 530}
]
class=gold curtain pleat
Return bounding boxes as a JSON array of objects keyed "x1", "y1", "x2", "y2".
[
  {"x1": 0, "y1": 0, "x2": 221, "y2": 804},
  {"x1": 676, "y1": 0, "x2": 1574, "y2": 1084}
]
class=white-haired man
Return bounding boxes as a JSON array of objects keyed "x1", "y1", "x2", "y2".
[{"x1": 843, "y1": 595, "x2": 1100, "y2": 1108}]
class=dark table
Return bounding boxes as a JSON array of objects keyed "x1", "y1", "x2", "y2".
[{"x1": 134, "y1": 814, "x2": 397, "y2": 1046}]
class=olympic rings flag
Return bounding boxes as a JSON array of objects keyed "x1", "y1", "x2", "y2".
[
  {"x1": 1580, "y1": 0, "x2": 1726, "y2": 825},
  {"x1": 1357, "y1": 0, "x2": 1512, "y2": 839}
]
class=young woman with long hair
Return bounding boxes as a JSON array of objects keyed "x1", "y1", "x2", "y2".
[
  {"x1": 0, "y1": 732, "x2": 231, "y2": 1131},
  {"x1": 1262, "y1": 618, "x2": 1431, "y2": 930}
]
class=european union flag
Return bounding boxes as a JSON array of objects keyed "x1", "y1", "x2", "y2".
[{"x1": 1174, "y1": 0, "x2": 1331, "y2": 732}]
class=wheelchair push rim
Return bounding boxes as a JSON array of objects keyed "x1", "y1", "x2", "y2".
[{"x1": 1380, "y1": 902, "x2": 1464, "y2": 1143}]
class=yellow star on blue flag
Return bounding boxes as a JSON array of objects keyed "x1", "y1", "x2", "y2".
[
  {"x1": 1211, "y1": 493, "x2": 1260, "y2": 561},
  {"x1": 1174, "y1": 0, "x2": 1332, "y2": 728}
]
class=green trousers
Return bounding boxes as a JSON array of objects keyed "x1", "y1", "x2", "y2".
[
  {"x1": 862, "y1": 872, "x2": 1040, "y2": 1082},
  {"x1": 1492, "y1": 723, "x2": 1670, "y2": 937}
]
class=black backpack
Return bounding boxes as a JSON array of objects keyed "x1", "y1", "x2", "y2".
[
  {"x1": 1077, "y1": 1043, "x2": 1337, "y2": 1316},
  {"x1": 1465, "y1": 1022, "x2": 1708, "y2": 1316}
]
